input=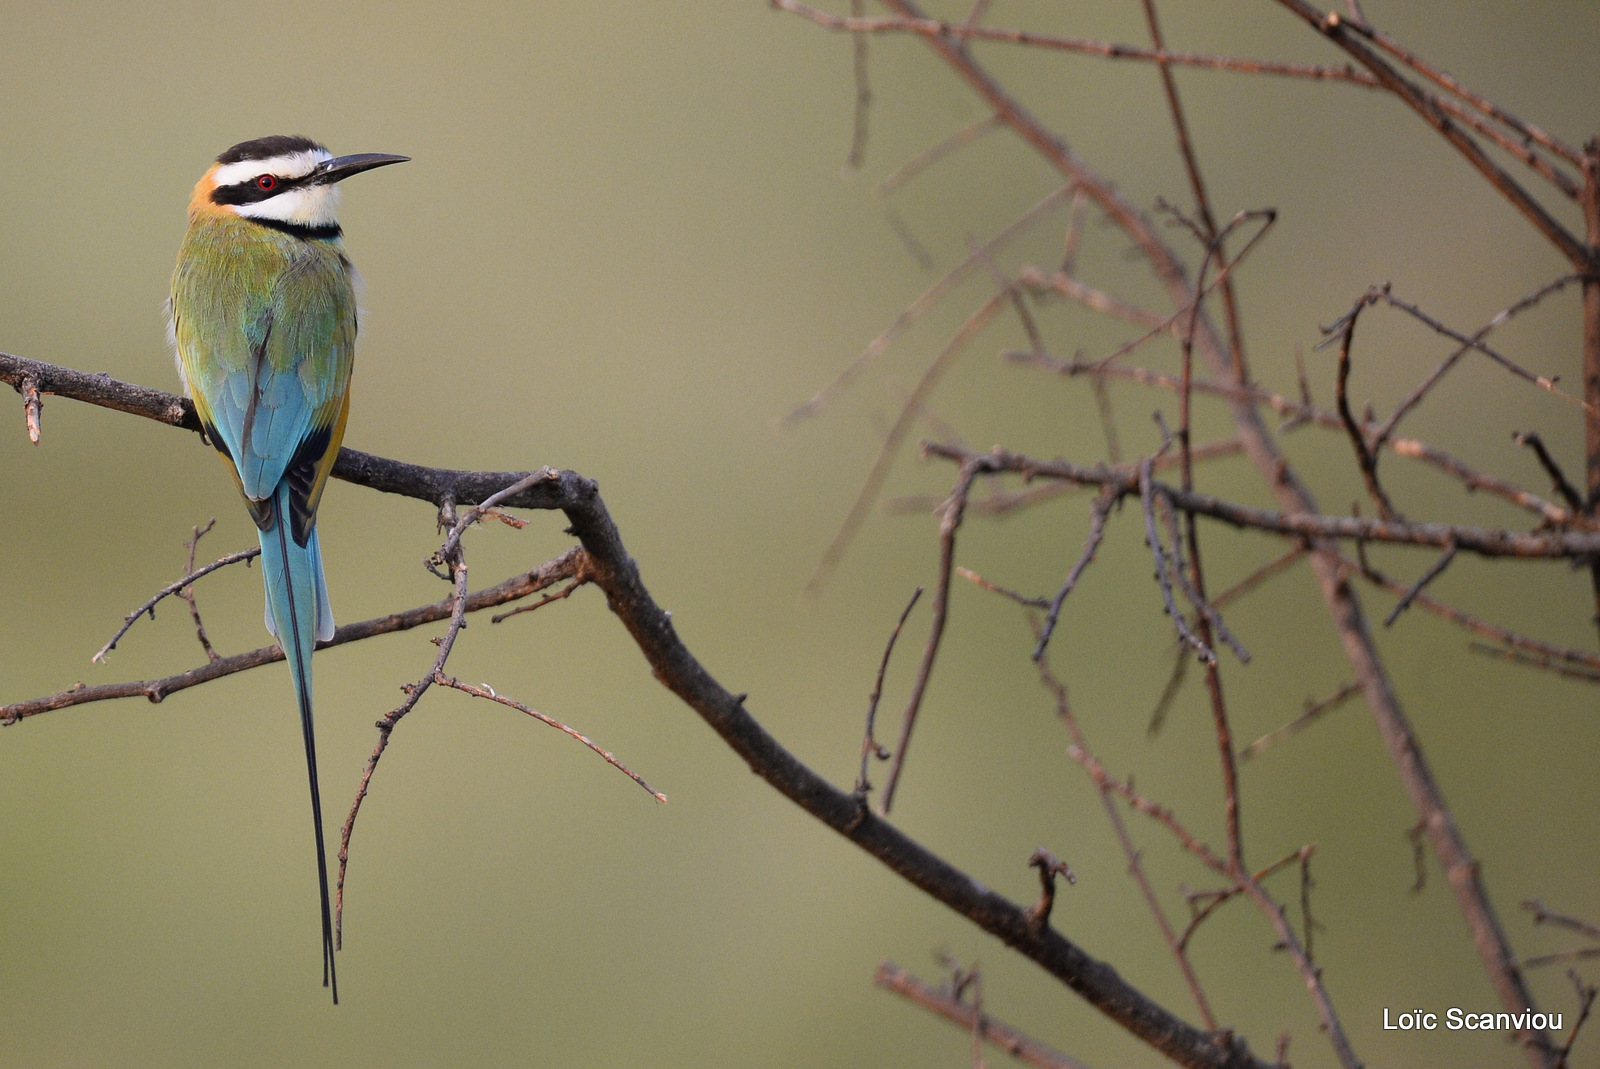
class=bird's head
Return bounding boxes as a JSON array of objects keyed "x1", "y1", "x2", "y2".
[{"x1": 190, "y1": 135, "x2": 408, "y2": 231}]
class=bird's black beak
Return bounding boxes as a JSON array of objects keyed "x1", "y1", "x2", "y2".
[{"x1": 313, "y1": 153, "x2": 410, "y2": 185}]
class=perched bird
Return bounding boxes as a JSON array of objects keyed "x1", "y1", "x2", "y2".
[{"x1": 170, "y1": 135, "x2": 408, "y2": 1003}]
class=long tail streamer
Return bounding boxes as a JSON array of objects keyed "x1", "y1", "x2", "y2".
[{"x1": 258, "y1": 480, "x2": 338, "y2": 1004}]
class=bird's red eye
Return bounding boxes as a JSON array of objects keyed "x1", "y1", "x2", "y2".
[{"x1": 255, "y1": 174, "x2": 278, "y2": 191}]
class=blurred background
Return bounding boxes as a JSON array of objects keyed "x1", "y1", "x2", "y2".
[{"x1": 2, "y1": 2, "x2": 1597, "y2": 1066}]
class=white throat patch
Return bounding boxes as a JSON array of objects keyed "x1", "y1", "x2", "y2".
[{"x1": 235, "y1": 184, "x2": 342, "y2": 228}]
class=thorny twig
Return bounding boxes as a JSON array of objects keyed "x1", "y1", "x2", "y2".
[
  {"x1": 1154, "y1": 490, "x2": 1251, "y2": 663},
  {"x1": 1345, "y1": 555, "x2": 1600, "y2": 675},
  {"x1": 773, "y1": 2, "x2": 1384, "y2": 88},
  {"x1": 1515, "y1": 431, "x2": 1585, "y2": 512},
  {"x1": 92, "y1": 543, "x2": 262, "y2": 663},
  {"x1": 1139, "y1": 456, "x2": 1215, "y2": 665},
  {"x1": 1032, "y1": 488, "x2": 1114, "y2": 661},
  {"x1": 1382, "y1": 541, "x2": 1458, "y2": 627},
  {"x1": 1373, "y1": 275, "x2": 1580, "y2": 448},
  {"x1": 854, "y1": 586, "x2": 922, "y2": 811},
  {"x1": 177, "y1": 519, "x2": 223, "y2": 663},
  {"x1": 1328, "y1": 287, "x2": 1401, "y2": 521},
  {"x1": 434, "y1": 674, "x2": 666, "y2": 802},
  {"x1": 880, "y1": 458, "x2": 983, "y2": 813},
  {"x1": 1013, "y1": 350, "x2": 1597, "y2": 532}
]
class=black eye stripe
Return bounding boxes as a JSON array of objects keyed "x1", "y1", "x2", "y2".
[{"x1": 210, "y1": 171, "x2": 313, "y2": 206}]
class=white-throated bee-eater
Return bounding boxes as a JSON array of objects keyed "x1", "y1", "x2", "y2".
[{"x1": 170, "y1": 135, "x2": 408, "y2": 1003}]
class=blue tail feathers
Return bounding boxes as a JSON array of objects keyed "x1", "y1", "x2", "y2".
[{"x1": 257, "y1": 479, "x2": 339, "y2": 1004}]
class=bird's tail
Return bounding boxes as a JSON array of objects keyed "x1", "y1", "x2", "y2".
[{"x1": 259, "y1": 479, "x2": 339, "y2": 1004}]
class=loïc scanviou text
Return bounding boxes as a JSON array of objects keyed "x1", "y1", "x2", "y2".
[{"x1": 1383, "y1": 1008, "x2": 1563, "y2": 1031}]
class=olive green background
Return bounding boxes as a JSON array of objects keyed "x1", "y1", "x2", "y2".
[{"x1": 2, "y1": 2, "x2": 1597, "y2": 1067}]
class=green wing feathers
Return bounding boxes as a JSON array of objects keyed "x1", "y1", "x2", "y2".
[{"x1": 172, "y1": 213, "x2": 356, "y2": 531}]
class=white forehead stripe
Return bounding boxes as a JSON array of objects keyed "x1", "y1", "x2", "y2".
[{"x1": 212, "y1": 148, "x2": 331, "y2": 188}]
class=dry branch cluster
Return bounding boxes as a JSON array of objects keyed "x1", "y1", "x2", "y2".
[
  {"x1": 771, "y1": 1, "x2": 1599, "y2": 1067},
  {"x1": 5, "y1": 2, "x2": 1600, "y2": 1068}
]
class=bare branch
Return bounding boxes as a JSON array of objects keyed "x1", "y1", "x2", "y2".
[
  {"x1": 844, "y1": 0, "x2": 870, "y2": 171},
  {"x1": 1272, "y1": 0, "x2": 1588, "y2": 269},
  {"x1": 1347, "y1": 556, "x2": 1600, "y2": 673},
  {"x1": 434, "y1": 674, "x2": 667, "y2": 803},
  {"x1": 1469, "y1": 644, "x2": 1600, "y2": 685},
  {"x1": 1524, "y1": 900, "x2": 1600, "y2": 943},
  {"x1": 1014, "y1": 350, "x2": 1598, "y2": 532},
  {"x1": 957, "y1": 567, "x2": 1046, "y2": 608},
  {"x1": 773, "y1": 2, "x2": 1383, "y2": 88},
  {"x1": 7, "y1": 550, "x2": 586, "y2": 727},
  {"x1": 1155, "y1": 490, "x2": 1252, "y2": 663},
  {"x1": 92, "y1": 538, "x2": 259, "y2": 664},
  {"x1": 1382, "y1": 542, "x2": 1458, "y2": 627},
  {"x1": 1329, "y1": 288, "x2": 1401, "y2": 521},
  {"x1": 1353, "y1": 19, "x2": 1584, "y2": 166},
  {"x1": 1033, "y1": 489, "x2": 1114, "y2": 660},
  {"x1": 1515, "y1": 431, "x2": 1585, "y2": 512},
  {"x1": 1211, "y1": 546, "x2": 1306, "y2": 611},
  {"x1": 1556, "y1": 971, "x2": 1597, "y2": 1068},
  {"x1": 1374, "y1": 275, "x2": 1580, "y2": 448},
  {"x1": 876, "y1": 115, "x2": 1001, "y2": 198},
  {"x1": 491, "y1": 577, "x2": 589, "y2": 623},
  {"x1": 925, "y1": 441, "x2": 1600, "y2": 561},
  {"x1": 1239, "y1": 682, "x2": 1362, "y2": 760},
  {"x1": 1140, "y1": 457, "x2": 1215, "y2": 665},
  {"x1": 854, "y1": 586, "x2": 922, "y2": 808},
  {"x1": 880, "y1": 458, "x2": 983, "y2": 813},
  {"x1": 874, "y1": 962, "x2": 1093, "y2": 1069},
  {"x1": 177, "y1": 519, "x2": 224, "y2": 663}
]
